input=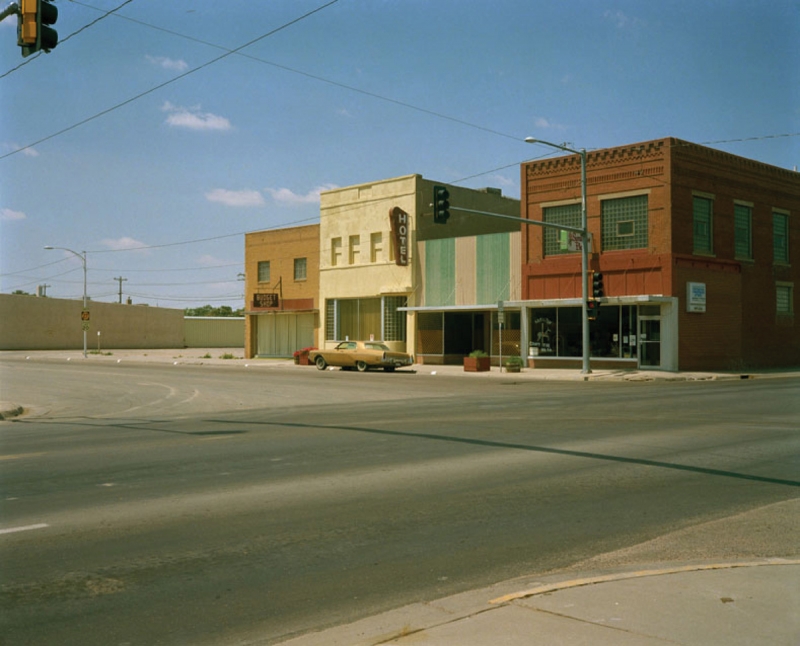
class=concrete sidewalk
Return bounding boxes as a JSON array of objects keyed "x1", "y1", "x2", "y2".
[
  {"x1": 274, "y1": 559, "x2": 800, "y2": 646},
  {"x1": 4, "y1": 347, "x2": 796, "y2": 381}
]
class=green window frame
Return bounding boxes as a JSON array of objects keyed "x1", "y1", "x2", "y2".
[
  {"x1": 773, "y1": 212, "x2": 789, "y2": 264},
  {"x1": 776, "y1": 283, "x2": 793, "y2": 315},
  {"x1": 734, "y1": 204, "x2": 753, "y2": 260},
  {"x1": 543, "y1": 203, "x2": 581, "y2": 256},
  {"x1": 693, "y1": 196, "x2": 713, "y2": 254}
]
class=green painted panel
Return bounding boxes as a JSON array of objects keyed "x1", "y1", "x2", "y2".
[
  {"x1": 477, "y1": 233, "x2": 510, "y2": 303},
  {"x1": 425, "y1": 238, "x2": 456, "y2": 306}
]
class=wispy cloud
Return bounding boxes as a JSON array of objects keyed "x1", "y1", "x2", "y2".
[
  {"x1": 3, "y1": 142, "x2": 39, "y2": 157},
  {"x1": 603, "y1": 10, "x2": 645, "y2": 29},
  {"x1": 533, "y1": 116, "x2": 566, "y2": 131},
  {"x1": 1, "y1": 208, "x2": 26, "y2": 221},
  {"x1": 162, "y1": 102, "x2": 231, "y2": 131},
  {"x1": 101, "y1": 237, "x2": 150, "y2": 253},
  {"x1": 265, "y1": 184, "x2": 338, "y2": 205},
  {"x1": 205, "y1": 188, "x2": 265, "y2": 207},
  {"x1": 146, "y1": 55, "x2": 189, "y2": 72}
]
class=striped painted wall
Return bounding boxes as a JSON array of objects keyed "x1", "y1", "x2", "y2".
[{"x1": 421, "y1": 231, "x2": 520, "y2": 307}]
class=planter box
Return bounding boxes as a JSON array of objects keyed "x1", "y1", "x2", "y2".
[
  {"x1": 504, "y1": 364, "x2": 522, "y2": 373},
  {"x1": 297, "y1": 354, "x2": 312, "y2": 366},
  {"x1": 464, "y1": 356, "x2": 491, "y2": 372}
]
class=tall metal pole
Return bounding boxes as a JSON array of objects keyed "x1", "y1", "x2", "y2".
[
  {"x1": 578, "y1": 149, "x2": 589, "y2": 374},
  {"x1": 44, "y1": 246, "x2": 88, "y2": 358},
  {"x1": 524, "y1": 138, "x2": 591, "y2": 374},
  {"x1": 81, "y1": 251, "x2": 87, "y2": 359}
]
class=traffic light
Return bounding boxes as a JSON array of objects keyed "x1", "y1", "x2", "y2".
[
  {"x1": 18, "y1": 0, "x2": 58, "y2": 57},
  {"x1": 433, "y1": 185, "x2": 450, "y2": 224},
  {"x1": 592, "y1": 271, "x2": 604, "y2": 298},
  {"x1": 587, "y1": 300, "x2": 600, "y2": 321}
]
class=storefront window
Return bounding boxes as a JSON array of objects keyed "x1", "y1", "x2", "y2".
[
  {"x1": 492, "y1": 311, "x2": 521, "y2": 356},
  {"x1": 327, "y1": 297, "x2": 408, "y2": 343},
  {"x1": 529, "y1": 305, "x2": 640, "y2": 359},
  {"x1": 559, "y1": 307, "x2": 583, "y2": 357},
  {"x1": 530, "y1": 308, "x2": 557, "y2": 356}
]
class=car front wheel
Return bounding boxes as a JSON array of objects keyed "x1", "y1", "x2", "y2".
[
  {"x1": 356, "y1": 360, "x2": 368, "y2": 372},
  {"x1": 315, "y1": 355, "x2": 327, "y2": 370}
]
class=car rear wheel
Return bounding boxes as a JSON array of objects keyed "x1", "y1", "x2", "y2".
[
  {"x1": 356, "y1": 360, "x2": 368, "y2": 372},
  {"x1": 315, "y1": 355, "x2": 327, "y2": 370}
]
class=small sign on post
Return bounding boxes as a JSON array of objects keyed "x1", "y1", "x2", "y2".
[{"x1": 81, "y1": 310, "x2": 90, "y2": 321}]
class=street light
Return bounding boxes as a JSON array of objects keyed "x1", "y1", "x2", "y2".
[
  {"x1": 524, "y1": 137, "x2": 591, "y2": 374},
  {"x1": 44, "y1": 245, "x2": 88, "y2": 358}
]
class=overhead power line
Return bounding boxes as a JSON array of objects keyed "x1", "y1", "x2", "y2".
[{"x1": 0, "y1": 0, "x2": 340, "y2": 160}]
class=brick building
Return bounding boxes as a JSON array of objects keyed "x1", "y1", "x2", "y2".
[
  {"x1": 519, "y1": 137, "x2": 799, "y2": 371},
  {"x1": 243, "y1": 224, "x2": 319, "y2": 359}
]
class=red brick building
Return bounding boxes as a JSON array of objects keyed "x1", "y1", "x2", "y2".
[{"x1": 519, "y1": 137, "x2": 799, "y2": 371}]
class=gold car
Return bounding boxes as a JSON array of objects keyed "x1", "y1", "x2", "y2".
[{"x1": 309, "y1": 341, "x2": 413, "y2": 372}]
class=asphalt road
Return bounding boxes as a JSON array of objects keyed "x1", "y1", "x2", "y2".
[{"x1": 1, "y1": 359, "x2": 798, "y2": 645}]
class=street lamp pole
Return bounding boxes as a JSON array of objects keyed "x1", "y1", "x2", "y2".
[
  {"x1": 44, "y1": 245, "x2": 88, "y2": 358},
  {"x1": 524, "y1": 138, "x2": 591, "y2": 374}
]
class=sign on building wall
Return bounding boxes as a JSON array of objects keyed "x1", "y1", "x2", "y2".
[
  {"x1": 389, "y1": 206, "x2": 409, "y2": 267},
  {"x1": 253, "y1": 293, "x2": 279, "y2": 308},
  {"x1": 686, "y1": 282, "x2": 706, "y2": 312}
]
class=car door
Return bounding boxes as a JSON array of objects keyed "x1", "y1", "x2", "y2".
[{"x1": 330, "y1": 341, "x2": 357, "y2": 367}]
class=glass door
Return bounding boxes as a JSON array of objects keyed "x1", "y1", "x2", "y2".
[{"x1": 639, "y1": 317, "x2": 661, "y2": 368}]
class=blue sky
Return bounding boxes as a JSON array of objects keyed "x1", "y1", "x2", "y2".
[{"x1": 1, "y1": 0, "x2": 798, "y2": 309}]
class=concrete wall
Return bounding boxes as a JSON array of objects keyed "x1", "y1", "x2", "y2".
[
  {"x1": 0, "y1": 294, "x2": 184, "y2": 350},
  {"x1": 184, "y1": 317, "x2": 244, "y2": 348}
]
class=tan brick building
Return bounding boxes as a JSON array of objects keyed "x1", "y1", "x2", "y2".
[
  {"x1": 519, "y1": 137, "x2": 799, "y2": 371},
  {"x1": 243, "y1": 224, "x2": 319, "y2": 358}
]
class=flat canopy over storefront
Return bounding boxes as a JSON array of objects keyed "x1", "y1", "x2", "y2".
[{"x1": 399, "y1": 294, "x2": 673, "y2": 313}]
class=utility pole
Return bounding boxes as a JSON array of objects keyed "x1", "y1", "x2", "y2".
[{"x1": 113, "y1": 276, "x2": 127, "y2": 304}]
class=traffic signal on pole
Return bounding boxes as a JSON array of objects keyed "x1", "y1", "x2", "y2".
[
  {"x1": 433, "y1": 185, "x2": 450, "y2": 224},
  {"x1": 18, "y1": 0, "x2": 58, "y2": 57},
  {"x1": 587, "y1": 300, "x2": 600, "y2": 321},
  {"x1": 592, "y1": 271, "x2": 604, "y2": 298}
]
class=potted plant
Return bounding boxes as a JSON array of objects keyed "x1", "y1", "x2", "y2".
[
  {"x1": 464, "y1": 350, "x2": 490, "y2": 372},
  {"x1": 293, "y1": 347, "x2": 317, "y2": 365},
  {"x1": 503, "y1": 355, "x2": 525, "y2": 373}
]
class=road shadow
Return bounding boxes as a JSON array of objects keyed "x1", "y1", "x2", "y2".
[{"x1": 228, "y1": 419, "x2": 800, "y2": 489}]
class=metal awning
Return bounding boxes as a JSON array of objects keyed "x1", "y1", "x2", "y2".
[{"x1": 400, "y1": 295, "x2": 673, "y2": 312}]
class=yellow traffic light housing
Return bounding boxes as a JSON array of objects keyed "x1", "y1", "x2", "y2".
[{"x1": 18, "y1": 0, "x2": 58, "y2": 57}]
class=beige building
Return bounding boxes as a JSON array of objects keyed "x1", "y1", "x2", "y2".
[
  {"x1": 319, "y1": 174, "x2": 520, "y2": 359},
  {"x1": 243, "y1": 224, "x2": 320, "y2": 358}
]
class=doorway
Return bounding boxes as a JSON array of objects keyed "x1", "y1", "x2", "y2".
[{"x1": 638, "y1": 306, "x2": 661, "y2": 368}]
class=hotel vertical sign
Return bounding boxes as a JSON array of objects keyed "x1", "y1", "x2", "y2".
[{"x1": 389, "y1": 206, "x2": 409, "y2": 267}]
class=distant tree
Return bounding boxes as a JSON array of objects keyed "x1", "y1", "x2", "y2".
[
  {"x1": 12, "y1": 289, "x2": 32, "y2": 295},
  {"x1": 184, "y1": 305, "x2": 243, "y2": 317}
]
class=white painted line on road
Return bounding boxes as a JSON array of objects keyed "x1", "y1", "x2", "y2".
[{"x1": 0, "y1": 523, "x2": 49, "y2": 535}]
